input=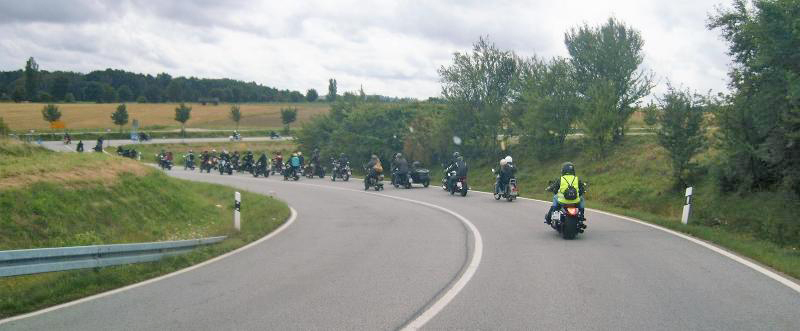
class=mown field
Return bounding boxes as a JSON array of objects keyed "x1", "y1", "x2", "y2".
[
  {"x1": 0, "y1": 102, "x2": 330, "y2": 131},
  {"x1": 0, "y1": 139, "x2": 291, "y2": 317}
]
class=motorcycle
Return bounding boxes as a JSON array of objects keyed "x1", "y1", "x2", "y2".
[
  {"x1": 283, "y1": 163, "x2": 300, "y2": 181},
  {"x1": 493, "y1": 169, "x2": 518, "y2": 202},
  {"x1": 200, "y1": 158, "x2": 214, "y2": 173},
  {"x1": 229, "y1": 132, "x2": 242, "y2": 141},
  {"x1": 392, "y1": 170, "x2": 411, "y2": 189},
  {"x1": 545, "y1": 180, "x2": 588, "y2": 239},
  {"x1": 271, "y1": 159, "x2": 284, "y2": 175},
  {"x1": 442, "y1": 170, "x2": 468, "y2": 196},
  {"x1": 184, "y1": 155, "x2": 195, "y2": 171},
  {"x1": 331, "y1": 160, "x2": 351, "y2": 182},
  {"x1": 63, "y1": 135, "x2": 71, "y2": 145},
  {"x1": 218, "y1": 159, "x2": 233, "y2": 175},
  {"x1": 409, "y1": 166, "x2": 431, "y2": 188},
  {"x1": 251, "y1": 160, "x2": 269, "y2": 178},
  {"x1": 240, "y1": 158, "x2": 254, "y2": 173},
  {"x1": 364, "y1": 169, "x2": 384, "y2": 191},
  {"x1": 303, "y1": 164, "x2": 314, "y2": 178},
  {"x1": 158, "y1": 155, "x2": 172, "y2": 170}
]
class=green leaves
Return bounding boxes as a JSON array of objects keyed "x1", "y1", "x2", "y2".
[
  {"x1": 111, "y1": 104, "x2": 129, "y2": 132},
  {"x1": 40, "y1": 104, "x2": 61, "y2": 124},
  {"x1": 655, "y1": 86, "x2": 707, "y2": 187}
]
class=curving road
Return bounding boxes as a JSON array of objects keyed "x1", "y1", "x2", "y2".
[{"x1": 3, "y1": 168, "x2": 799, "y2": 330}]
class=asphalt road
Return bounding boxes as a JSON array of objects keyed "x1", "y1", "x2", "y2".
[{"x1": 3, "y1": 168, "x2": 799, "y2": 330}]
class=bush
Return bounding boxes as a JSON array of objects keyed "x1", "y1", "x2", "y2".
[{"x1": 64, "y1": 93, "x2": 75, "y2": 103}]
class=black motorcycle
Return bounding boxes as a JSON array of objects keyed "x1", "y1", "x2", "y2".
[
  {"x1": 283, "y1": 163, "x2": 300, "y2": 181},
  {"x1": 218, "y1": 159, "x2": 233, "y2": 175},
  {"x1": 493, "y1": 169, "x2": 518, "y2": 202},
  {"x1": 331, "y1": 160, "x2": 351, "y2": 182},
  {"x1": 392, "y1": 170, "x2": 411, "y2": 189},
  {"x1": 364, "y1": 169, "x2": 385, "y2": 191},
  {"x1": 305, "y1": 162, "x2": 324, "y2": 178},
  {"x1": 183, "y1": 155, "x2": 196, "y2": 170},
  {"x1": 158, "y1": 155, "x2": 172, "y2": 171},
  {"x1": 200, "y1": 158, "x2": 213, "y2": 173},
  {"x1": 251, "y1": 160, "x2": 269, "y2": 178},
  {"x1": 271, "y1": 159, "x2": 284, "y2": 175},
  {"x1": 546, "y1": 181, "x2": 587, "y2": 239},
  {"x1": 442, "y1": 170, "x2": 468, "y2": 196}
]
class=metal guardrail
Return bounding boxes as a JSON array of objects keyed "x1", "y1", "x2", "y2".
[{"x1": 0, "y1": 236, "x2": 226, "y2": 277}]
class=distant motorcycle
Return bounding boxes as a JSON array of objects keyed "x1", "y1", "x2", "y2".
[
  {"x1": 331, "y1": 160, "x2": 351, "y2": 182},
  {"x1": 271, "y1": 159, "x2": 284, "y2": 175},
  {"x1": 283, "y1": 164, "x2": 300, "y2": 181},
  {"x1": 442, "y1": 170, "x2": 468, "y2": 196},
  {"x1": 392, "y1": 170, "x2": 411, "y2": 189},
  {"x1": 251, "y1": 160, "x2": 269, "y2": 178},
  {"x1": 364, "y1": 169, "x2": 384, "y2": 191},
  {"x1": 183, "y1": 155, "x2": 195, "y2": 171},
  {"x1": 409, "y1": 165, "x2": 431, "y2": 188},
  {"x1": 546, "y1": 180, "x2": 588, "y2": 239},
  {"x1": 201, "y1": 158, "x2": 214, "y2": 173},
  {"x1": 157, "y1": 155, "x2": 172, "y2": 170},
  {"x1": 229, "y1": 132, "x2": 242, "y2": 141},
  {"x1": 493, "y1": 169, "x2": 518, "y2": 202},
  {"x1": 218, "y1": 159, "x2": 233, "y2": 175}
]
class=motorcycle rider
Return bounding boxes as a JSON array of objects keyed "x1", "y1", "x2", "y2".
[
  {"x1": 76, "y1": 140, "x2": 84, "y2": 152},
  {"x1": 298, "y1": 151, "x2": 305, "y2": 167},
  {"x1": 290, "y1": 153, "x2": 301, "y2": 176},
  {"x1": 185, "y1": 150, "x2": 195, "y2": 167},
  {"x1": 232, "y1": 151, "x2": 240, "y2": 170},
  {"x1": 365, "y1": 154, "x2": 383, "y2": 183},
  {"x1": 497, "y1": 156, "x2": 516, "y2": 195},
  {"x1": 444, "y1": 152, "x2": 468, "y2": 192},
  {"x1": 545, "y1": 162, "x2": 587, "y2": 224},
  {"x1": 393, "y1": 153, "x2": 409, "y2": 186},
  {"x1": 338, "y1": 153, "x2": 348, "y2": 165},
  {"x1": 257, "y1": 152, "x2": 269, "y2": 173},
  {"x1": 273, "y1": 152, "x2": 284, "y2": 173}
]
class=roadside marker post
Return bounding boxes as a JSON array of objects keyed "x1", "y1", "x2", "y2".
[
  {"x1": 234, "y1": 192, "x2": 241, "y2": 231},
  {"x1": 681, "y1": 187, "x2": 693, "y2": 225}
]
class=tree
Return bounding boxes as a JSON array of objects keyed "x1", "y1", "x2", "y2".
[
  {"x1": 306, "y1": 88, "x2": 318, "y2": 102},
  {"x1": 24, "y1": 57, "x2": 39, "y2": 101},
  {"x1": 11, "y1": 86, "x2": 24, "y2": 103},
  {"x1": 117, "y1": 85, "x2": 133, "y2": 102},
  {"x1": 102, "y1": 84, "x2": 117, "y2": 103},
  {"x1": 64, "y1": 93, "x2": 75, "y2": 103},
  {"x1": 229, "y1": 104, "x2": 242, "y2": 130},
  {"x1": 111, "y1": 104, "x2": 129, "y2": 133},
  {"x1": 174, "y1": 103, "x2": 192, "y2": 136},
  {"x1": 709, "y1": 0, "x2": 800, "y2": 194},
  {"x1": 579, "y1": 80, "x2": 619, "y2": 157},
  {"x1": 565, "y1": 17, "x2": 653, "y2": 143},
  {"x1": 438, "y1": 36, "x2": 519, "y2": 157},
  {"x1": 41, "y1": 104, "x2": 61, "y2": 125},
  {"x1": 84, "y1": 82, "x2": 103, "y2": 103},
  {"x1": 326, "y1": 78, "x2": 337, "y2": 102},
  {"x1": 281, "y1": 107, "x2": 298, "y2": 134},
  {"x1": 513, "y1": 56, "x2": 580, "y2": 159},
  {"x1": 655, "y1": 86, "x2": 706, "y2": 187}
]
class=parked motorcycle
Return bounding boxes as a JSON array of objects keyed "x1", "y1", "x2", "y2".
[{"x1": 493, "y1": 169, "x2": 518, "y2": 202}]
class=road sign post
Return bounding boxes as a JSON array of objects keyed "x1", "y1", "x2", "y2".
[
  {"x1": 234, "y1": 192, "x2": 241, "y2": 231},
  {"x1": 681, "y1": 187, "x2": 693, "y2": 225}
]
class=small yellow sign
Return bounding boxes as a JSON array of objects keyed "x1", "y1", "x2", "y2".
[{"x1": 50, "y1": 120, "x2": 65, "y2": 129}]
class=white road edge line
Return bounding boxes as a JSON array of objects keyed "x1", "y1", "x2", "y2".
[
  {"x1": 218, "y1": 174, "x2": 483, "y2": 330},
  {"x1": 0, "y1": 207, "x2": 298, "y2": 325},
  {"x1": 470, "y1": 189, "x2": 800, "y2": 294}
]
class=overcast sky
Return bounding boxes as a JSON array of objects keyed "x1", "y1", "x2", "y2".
[{"x1": 0, "y1": 0, "x2": 732, "y2": 99}]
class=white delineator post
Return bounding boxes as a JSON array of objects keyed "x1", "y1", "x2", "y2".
[
  {"x1": 681, "y1": 187, "x2": 693, "y2": 225},
  {"x1": 234, "y1": 192, "x2": 241, "y2": 231}
]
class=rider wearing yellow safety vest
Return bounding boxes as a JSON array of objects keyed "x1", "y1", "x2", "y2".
[{"x1": 545, "y1": 162, "x2": 586, "y2": 224}]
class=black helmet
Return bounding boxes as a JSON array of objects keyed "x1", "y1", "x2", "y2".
[
  {"x1": 453, "y1": 151, "x2": 461, "y2": 159},
  {"x1": 561, "y1": 162, "x2": 575, "y2": 175}
]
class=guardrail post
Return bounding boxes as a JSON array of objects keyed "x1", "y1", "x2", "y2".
[
  {"x1": 681, "y1": 187, "x2": 693, "y2": 225},
  {"x1": 234, "y1": 192, "x2": 241, "y2": 231}
]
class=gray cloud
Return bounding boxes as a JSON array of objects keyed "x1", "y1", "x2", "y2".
[{"x1": 0, "y1": 0, "x2": 733, "y2": 99}]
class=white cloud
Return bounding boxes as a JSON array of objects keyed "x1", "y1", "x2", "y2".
[{"x1": 0, "y1": 0, "x2": 732, "y2": 98}]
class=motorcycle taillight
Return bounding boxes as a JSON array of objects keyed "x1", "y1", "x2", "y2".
[{"x1": 566, "y1": 207, "x2": 578, "y2": 216}]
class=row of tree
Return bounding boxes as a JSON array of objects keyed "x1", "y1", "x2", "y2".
[{"x1": 298, "y1": 0, "x2": 799, "y2": 199}]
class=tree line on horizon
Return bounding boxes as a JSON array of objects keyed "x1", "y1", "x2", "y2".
[{"x1": 0, "y1": 65, "x2": 414, "y2": 105}]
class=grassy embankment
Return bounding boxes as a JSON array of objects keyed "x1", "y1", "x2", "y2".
[
  {"x1": 463, "y1": 135, "x2": 800, "y2": 280},
  {"x1": 0, "y1": 139, "x2": 291, "y2": 318},
  {"x1": 0, "y1": 102, "x2": 329, "y2": 132}
]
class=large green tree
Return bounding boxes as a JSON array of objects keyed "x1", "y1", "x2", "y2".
[
  {"x1": 111, "y1": 104, "x2": 129, "y2": 132},
  {"x1": 709, "y1": 0, "x2": 800, "y2": 194},
  {"x1": 306, "y1": 88, "x2": 318, "y2": 102},
  {"x1": 41, "y1": 104, "x2": 61, "y2": 125},
  {"x1": 565, "y1": 18, "x2": 653, "y2": 145},
  {"x1": 438, "y1": 36, "x2": 520, "y2": 157},
  {"x1": 513, "y1": 56, "x2": 580, "y2": 159},
  {"x1": 281, "y1": 107, "x2": 298, "y2": 134},
  {"x1": 24, "y1": 57, "x2": 39, "y2": 101}
]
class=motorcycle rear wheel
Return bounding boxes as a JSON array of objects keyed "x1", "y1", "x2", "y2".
[{"x1": 562, "y1": 216, "x2": 579, "y2": 240}]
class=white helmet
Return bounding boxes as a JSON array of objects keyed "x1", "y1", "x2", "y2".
[
  {"x1": 500, "y1": 159, "x2": 508, "y2": 167},
  {"x1": 504, "y1": 156, "x2": 513, "y2": 163}
]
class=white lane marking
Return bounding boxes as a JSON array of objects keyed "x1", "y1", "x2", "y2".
[
  {"x1": 214, "y1": 174, "x2": 483, "y2": 330},
  {"x1": 472, "y1": 189, "x2": 800, "y2": 293},
  {"x1": 0, "y1": 208, "x2": 298, "y2": 325}
]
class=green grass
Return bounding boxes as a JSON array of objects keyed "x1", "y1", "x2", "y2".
[
  {"x1": 0, "y1": 140, "x2": 291, "y2": 317},
  {"x1": 463, "y1": 135, "x2": 800, "y2": 280}
]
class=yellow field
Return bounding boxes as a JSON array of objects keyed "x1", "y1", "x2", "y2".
[{"x1": 0, "y1": 102, "x2": 330, "y2": 131}]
